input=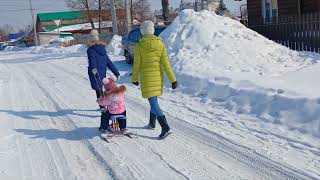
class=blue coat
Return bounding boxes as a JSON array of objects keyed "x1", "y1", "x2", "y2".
[{"x1": 87, "y1": 44, "x2": 120, "y2": 91}]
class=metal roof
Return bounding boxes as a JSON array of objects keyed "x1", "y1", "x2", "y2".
[{"x1": 37, "y1": 11, "x2": 84, "y2": 22}]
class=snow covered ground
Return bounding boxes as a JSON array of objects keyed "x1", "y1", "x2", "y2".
[
  {"x1": 0, "y1": 42, "x2": 319, "y2": 179},
  {"x1": 161, "y1": 10, "x2": 320, "y2": 138},
  {"x1": 0, "y1": 10, "x2": 320, "y2": 180}
]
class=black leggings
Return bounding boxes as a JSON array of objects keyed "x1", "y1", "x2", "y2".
[
  {"x1": 110, "y1": 111, "x2": 127, "y2": 130},
  {"x1": 100, "y1": 111, "x2": 127, "y2": 130},
  {"x1": 96, "y1": 90, "x2": 104, "y2": 109}
]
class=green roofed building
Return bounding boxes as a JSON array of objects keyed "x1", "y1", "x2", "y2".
[{"x1": 36, "y1": 11, "x2": 86, "y2": 32}]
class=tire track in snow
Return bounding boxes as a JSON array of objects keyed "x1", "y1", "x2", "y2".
[
  {"x1": 28, "y1": 59, "x2": 316, "y2": 179},
  {"x1": 22, "y1": 66, "x2": 120, "y2": 180},
  {"x1": 4, "y1": 65, "x2": 63, "y2": 180},
  {"x1": 6, "y1": 67, "x2": 30, "y2": 180},
  {"x1": 46, "y1": 62, "x2": 197, "y2": 179},
  {"x1": 149, "y1": 147, "x2": 191, "y2": 180},
  {"x1": 49, "y1": 61, "x2": 262, "y2": 179},
  {"x1": 126, "y1": 96, "x2": 317, "y2": 180},
  {"x1": 32, "y1": 60, "x2": 185, "y2": 180},
  {"x1": 14, "y1": 65, "x2": 69, "y2": 180}
]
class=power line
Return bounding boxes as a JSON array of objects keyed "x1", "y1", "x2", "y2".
[
  {"x1": 27, "y1": 0, "x2": 38, "y2": 46},
  {"x1": 0, "y1": 8, "x2": 39, "y2": 12}
]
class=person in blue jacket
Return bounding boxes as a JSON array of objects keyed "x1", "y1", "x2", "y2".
[{"x1": 87, "y1": 29, "x2": 120, "y2": 132}]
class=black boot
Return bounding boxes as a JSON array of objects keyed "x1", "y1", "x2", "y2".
[
  {"x1": 148, "y1": 112, "x2": 156, "y2": 129},
  {"x1": 157, "y1": 115, "x2": 171, "y2": 139},
  {"x1": 99, "y1": 112, "x2": 110, "y2": 132}
]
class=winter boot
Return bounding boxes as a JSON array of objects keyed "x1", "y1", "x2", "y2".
[
  {"x1": 99, "y1": 111, "x2": 110, "y2": 132},
  {"x1": 157, "y1": 115, "x2": 171, "y2": 139},
  {"x1": 148, "y1": 112, "x2": 156, "y2": 129}
]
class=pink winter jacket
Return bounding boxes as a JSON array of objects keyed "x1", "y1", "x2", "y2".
[{"x1": 97, "y1": 87, "x2": 126, "y2": 115}]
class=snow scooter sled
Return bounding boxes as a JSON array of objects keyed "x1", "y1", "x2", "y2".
[
  {"x1": 100, "y1": 115, "x2": 136, "y2": 143},
  {"x1": 92, "y1": 69, "x2": 135, "y2": 143}
]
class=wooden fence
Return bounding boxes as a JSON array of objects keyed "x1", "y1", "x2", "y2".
[{"x1": 241, "y1": 12, "x2": 320, "y2": 53}]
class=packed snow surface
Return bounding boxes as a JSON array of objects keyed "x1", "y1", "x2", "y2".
[
  {"x1": 0, "y1": 10, "x2": 319, "y2": 179},
  {"x1": 161, "y1": 10, "x2": 320, "y2": 137},
  {"x1": 1, "y1": 43, "x2": 319, "y2": 180}
]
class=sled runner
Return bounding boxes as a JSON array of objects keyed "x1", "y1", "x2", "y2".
[{"x1": 100, "y1": 114, "x2": 136, "y2": 143}]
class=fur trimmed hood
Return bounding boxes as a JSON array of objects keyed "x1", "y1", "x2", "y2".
[
  {"x1": 87, "y1": 40, "x2": 106, "y2": 47},
  {"x1": 104, "y1": 85, "x2": 126, "y2": 96}
]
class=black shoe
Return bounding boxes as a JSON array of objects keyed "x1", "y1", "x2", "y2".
[
  {"x1": 148, "y1": 112, "x2": 156, "y2": 129},
  {"x1": 157, "y1": 115, "x2": 171, "y2": 139}
]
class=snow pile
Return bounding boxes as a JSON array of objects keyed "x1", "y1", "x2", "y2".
[
  {"x1": 161, "y1": 10, "x2": 316, "y2": 78},
  {"x1": 4, "y1": 46, "x2": 28, "y2": 52},
  {"x1": 106, "y1": 35, "x2": 123, "y2": 56},
  {"x1": 161, "y1": 10, "x2": 320, "y2": 137},
  {"x1": 30, "y1": 44, "x2": 87, "y2": 55}
]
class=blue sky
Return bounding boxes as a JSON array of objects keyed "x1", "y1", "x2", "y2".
[{"x1": 0, "y1": 0, "x2": 181, "y2": 29}]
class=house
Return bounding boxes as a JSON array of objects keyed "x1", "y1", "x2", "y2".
[
  {"x1": 32, "y1": 10, "x2": 127, "y2": 45},
  {"x1": 247, "y1": 0, "x2": 320, "y2": 21},
  {"x1": 245, "y1": 0, "x2": 320, "y2": 53},
  {"x1": 36, "y1": 10, "x2": 126, "y2": 34},
  {"x1": 36, "y1": 11, "x2": 86, "y2": 32}
]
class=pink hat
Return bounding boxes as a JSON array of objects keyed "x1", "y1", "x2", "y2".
[{"x1": 103, "y1": 76, "x2": 117, "y2": 92}]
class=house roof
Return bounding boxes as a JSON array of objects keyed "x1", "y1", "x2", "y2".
[
  {"x1": 37, "y1": 11, "x2": 84, "y2": 22},
  {"x1": 49, "y1": 22, "x2": 112, "y2": 32}
]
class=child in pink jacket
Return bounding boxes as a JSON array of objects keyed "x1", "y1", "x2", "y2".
[{"x1": 97, "y1": 76, "x2": 127, "y2": 132}]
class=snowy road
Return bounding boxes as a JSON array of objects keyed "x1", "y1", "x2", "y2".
[{"x1": 0, "y1": 48, "x2": 319, "y2": 180}]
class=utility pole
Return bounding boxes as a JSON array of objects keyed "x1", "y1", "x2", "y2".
[
  {"x1": 125, "y1": 0, "x2": 131, "y2": 33},
  {"x1": 28, "y1": 0, "x2": 38, "y2": 46},
  {"x1": 162, "y1": 0, "x2": 169, "y2": 24},
  {"x1": 110, "y1": 0, "x2": 118, "y2": 35},
  {"x1": 98, "y1": 0, "x2": 101, "y2": 33}
]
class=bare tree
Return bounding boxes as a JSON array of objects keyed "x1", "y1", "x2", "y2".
[
  {"x1": 131, "y1": 0, "x2": 152, "y2": 21},
  {"x1": 216, "y1": 0, "x2": 229, "y2": 15},
  {"x1": 161, "y1": 0, "x2": 169, "y2": 23},
  {"x1": 0, "y1": 24, "x2": 15, "y2": 33},
  {"x1": 66, "y1": 0, "x2": 97, "y2": 29}
]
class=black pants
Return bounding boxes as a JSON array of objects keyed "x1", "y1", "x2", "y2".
[
  {"x1": 96, "y1": 90, "x2": 104, "y2": 109},
  {"x1": 100, "y1": 111, "x2": 127, "y2": 130},
  {"x1": 110, "y1": 111, "x2": 127, "y2": 130},
  {"x1": 100, "y1": 111, "x2": 111, "y2": 129}
]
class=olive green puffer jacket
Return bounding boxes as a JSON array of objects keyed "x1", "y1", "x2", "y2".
[{"x1": 132, "y1": 35, "x2": 176, "y2": 98}]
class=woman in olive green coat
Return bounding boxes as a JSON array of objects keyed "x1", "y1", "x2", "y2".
[{"x1": 132, "y1": 21, "x2": 178, "y2": 139}]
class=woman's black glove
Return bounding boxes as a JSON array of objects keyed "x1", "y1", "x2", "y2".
[
  {"x1": 172, "y1": 81, "x2": 178, "y2": 89},
  {"x1": 132, "y1": 82, "x2": 139, "y2": 86}
]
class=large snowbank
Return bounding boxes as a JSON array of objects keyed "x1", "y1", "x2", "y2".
[
  {"x1": 106, "y1": 35, "x2": 123, "y2": 56},
  {"x1": 161, "y1": 10, "x2": 320, "y2": 137}
]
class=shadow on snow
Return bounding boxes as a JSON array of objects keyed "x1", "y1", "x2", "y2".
[
  {"x1": 15, "y1": 127, "x2": 99, "y2": 141},
  {"x1": 0, "y1": 109, "x2": 99, "y2": 120}
]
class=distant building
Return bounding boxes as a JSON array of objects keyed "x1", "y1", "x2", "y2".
[
  {"x1": 36, "y1": 10, "x2": 126, "y2": 34},
  {"x1": 31, "y1": 10, "x2": 126, "y2": 45},
  {"x1": 247, "y1": 0, "x2": 320, "y2": 21},
  {"x1": 154, "y1": 7, "x2": 179, "y2": 24},
  {"x1": 36, "y1": 11, "x2": 86, "y2": 32}
]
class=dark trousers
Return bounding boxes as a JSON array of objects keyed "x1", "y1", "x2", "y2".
[
  {"x1": 110, "y1": 111, "x2": 127, "y2": 130},
  {"x1": 100, "y1": 111, "x2": 127, "y2": 130},
  {"x1": 96, "y1": 90, "x2": 104, "y2": 109},
  {"x1": 100, "y1": 111, "x2": 111, "y2": 129}
]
